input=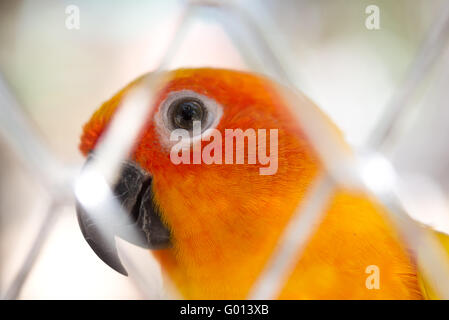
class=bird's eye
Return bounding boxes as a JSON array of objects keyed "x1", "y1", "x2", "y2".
[
  {"x1": 168, "y1": 98, "x2": 206, "y2": 131},
  {"x1": 155, "y1": 90, "x2": 223, "y2": 147}
]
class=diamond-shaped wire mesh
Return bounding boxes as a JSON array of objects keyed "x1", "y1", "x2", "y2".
[{"x1": 1, "y1": 0, "x2": 449, "y2": 299}]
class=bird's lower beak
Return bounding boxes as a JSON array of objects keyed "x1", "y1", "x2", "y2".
[{"x1": 76, "y1": 159, "x2": 171, "y2": 276}]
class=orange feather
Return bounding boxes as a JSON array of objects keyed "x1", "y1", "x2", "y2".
[{"x1": 80, "y1": 68, "x2": 422, "y2": 299}]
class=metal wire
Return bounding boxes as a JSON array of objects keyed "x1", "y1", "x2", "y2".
[
  {"x1": 0, "y1": 4, "x2": 194, "y2": 300},
  {"x1": 0, "y1": 75, "x2": 75, "y2": 200},
  {"x1": 2, "y1": 201, "x2": 60, "y2": 300},
  {"x1": 72, "y1": 3, "x2": 197, "y2": 297},
  {"x1": 367, "y1": 1, "x2": 449, "y2": 150},
  {"x1": 224, "y1": 0, "x2": 449, "y2": 299},
  {"x1": 248, "y1": 173, "x2": 335, "y2": 299},
  {"x1": 2, "y1": 0, "x2": 449, "y2": 300}
]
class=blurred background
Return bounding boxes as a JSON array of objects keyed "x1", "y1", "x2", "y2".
[{"x1": 1, "y1": 0, "x2": 449, "y2": 299}]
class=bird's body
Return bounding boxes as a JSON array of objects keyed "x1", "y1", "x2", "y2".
[{"x1": 79, "y1": 68, "x2": 432, "y2": 299}]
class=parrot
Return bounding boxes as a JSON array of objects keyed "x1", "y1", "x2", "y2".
[{"x1": 76, "y1": 68, "x2": 449, "y2": 299}]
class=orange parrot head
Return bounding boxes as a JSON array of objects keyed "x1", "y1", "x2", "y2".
[{"x1": 77, "y1": 68, "x2": 324, "y2": 298}]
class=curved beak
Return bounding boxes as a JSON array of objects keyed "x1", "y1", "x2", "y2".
[{"x1": 76, "y1": 160, "x2": 171, "y2": 276}]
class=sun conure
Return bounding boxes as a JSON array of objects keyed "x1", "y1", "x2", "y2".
[{"x1": 76, "y1": 68, "x2": 449, "y2": 299}]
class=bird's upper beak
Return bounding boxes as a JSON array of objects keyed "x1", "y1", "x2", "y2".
[{"x1": 76, "y1": 159, "x2": 171, "y2": 276}]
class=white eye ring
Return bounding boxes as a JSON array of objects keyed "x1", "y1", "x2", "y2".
[{"x1": 154, "y1": 90, "x2": 223, "y2": 150}]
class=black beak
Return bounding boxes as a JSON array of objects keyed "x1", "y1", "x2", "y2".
[{"x1": 76, "y1": 160, "x2": 171, "y2": 276}]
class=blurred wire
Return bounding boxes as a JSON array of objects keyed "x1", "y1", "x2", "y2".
[
  {"x1": 0, "y1": 75, "x2": 75, "y2": 200},
  {"x1": 208, "y1": 1, "x2": 296, "y2": 86},
  {"x1": 249, "y1": 173, "x2": 334, "y2": 299},
  {"x1": 231, "y1": 0, "x2": 449, "y2": 299},
  {"x1": 0, "y1": 74, "x2": 74, "y2": 299},
  {"x1": 357, "y1": 152, "x2": 449, "y2": 299},
  {"x1": 73, "y1": 2, "x2": 196, "y2": 297},
  {"x1": 2, "y1": 201, "x2": 59, "y2": 300},
  {"x1": 2, "y1": 0, "x2": 449, "y2": 300},
  {"x1": 1, "y1": 1, "x2": 195, "y2": 300},
  {"x1": 367, "y1": 1, "x2": 449, "y2": 151}
]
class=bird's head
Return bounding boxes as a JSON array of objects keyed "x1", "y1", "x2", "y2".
[{"x1": 77, "y1": 68, "x2": 322, "y2": 295}]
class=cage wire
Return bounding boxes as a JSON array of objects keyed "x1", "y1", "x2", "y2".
[{"x1": 2, "y1": 0, "x2": 449, "y2": 299}]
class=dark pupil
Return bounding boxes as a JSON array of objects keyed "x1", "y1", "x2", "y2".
[{"x1": 172, "y1": 99, "x2": 204, "y2": 130}]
